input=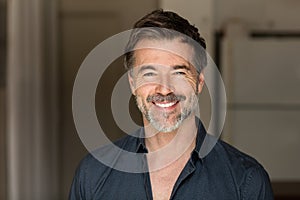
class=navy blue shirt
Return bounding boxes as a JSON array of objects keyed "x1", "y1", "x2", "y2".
[{"x1": 69, "y1": 122, "x2": 274, "y2": 200}]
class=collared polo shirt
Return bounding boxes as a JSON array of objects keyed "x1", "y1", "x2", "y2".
[{"x1": 69, "y1": 121, "x2": 274, "y2": 200}]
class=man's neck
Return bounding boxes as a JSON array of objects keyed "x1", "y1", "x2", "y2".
[
  {"x1": 143, "y1": 116, "x2": 198, "y2": 171},
  {"x1": 144, "y1": 116, "x2": 197, "y2": 150},
  {"x1": 145, "y1": 130, "x2": 177, "y2": 152}
]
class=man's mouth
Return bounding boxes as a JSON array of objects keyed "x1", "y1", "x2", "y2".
[
  {"x1": 153, "y1": 101, "x2": 178, "y2": 108},
  {"x1": 147, "y1": 94, "x2": 185, "y2": 109}
]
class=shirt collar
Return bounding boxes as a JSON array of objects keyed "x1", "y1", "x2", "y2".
[
  {"x1": 135, "y1": 117, "x2": 207, "y2": 160},
  {"x1": 136, "y1": 128, "x2": 148, "y2": 153},
  {"x1": 194, "y1": 118, "x2": 207, "y2": 156}
]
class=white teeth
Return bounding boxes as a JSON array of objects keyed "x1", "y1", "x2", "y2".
[{"x1": 155, "y1": 102, "x2": 176, "y2": 108}]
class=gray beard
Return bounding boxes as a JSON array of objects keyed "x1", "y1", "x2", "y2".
[{"x1": 136, "y1": 94, "x2": 198, "y2": 133}]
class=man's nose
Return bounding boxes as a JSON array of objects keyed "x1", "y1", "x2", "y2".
[{"x1": 155, "y1": 75, "x2": 174, "y2": 95}]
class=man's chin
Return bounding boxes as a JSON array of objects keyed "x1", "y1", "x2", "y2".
[
  {"x1": 156, "y1": 126, "x2": 178, "y2": 133},
  {"x1": 148, "y1": 118, "x2": 182, "y2": 133}
]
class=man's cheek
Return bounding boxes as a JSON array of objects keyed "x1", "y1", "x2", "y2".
[{"x1": 175, "y1": 76, "x2": 197, "y2": 92}]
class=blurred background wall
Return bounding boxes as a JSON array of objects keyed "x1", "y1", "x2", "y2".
[
  {"x1": 0, "y1": 0, "x2": 300, "y2": 199},
  {"x1": 0, "y1": 0, "x2": 7, "y2": 199}
]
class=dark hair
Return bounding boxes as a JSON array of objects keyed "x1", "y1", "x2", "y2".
[{"x1": 124, "y1": 9, "x2": 207, "y2": 72}]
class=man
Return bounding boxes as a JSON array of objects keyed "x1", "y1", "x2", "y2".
[{"x1": 69, "y1": 9, "x2": 273, "y2": 200}]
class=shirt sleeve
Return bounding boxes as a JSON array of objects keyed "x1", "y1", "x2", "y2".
[
  {"x1": 241, "y1": 165, "x2": 274, "y2": 200},
  {"x1": 68, "y1": 167, "x2": 85, "y2": 200}
]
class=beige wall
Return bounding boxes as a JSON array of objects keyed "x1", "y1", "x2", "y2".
[
  {"x1": 216, "y1": 0, "x2": 300, "y2": 182},
  {"x1": 0, "y1": 0, "x2": 5, "y2": 196},
  {"x1": 215, "y1": 0, "x2": 300, "y2": 31},
  {"x1": 0, "y1": 88, "x2": 6, "y2": 200}
]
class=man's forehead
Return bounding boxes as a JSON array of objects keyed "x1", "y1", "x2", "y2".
[
  {"x1": 134, "y1": 38, "x2": 194, "y2": 62},
  {"x1": 136, "y1": 64, "x2": 191, "y2": 73}
]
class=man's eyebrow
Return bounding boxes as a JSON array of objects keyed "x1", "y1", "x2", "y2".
[
  {"x1": 172, "y1": 65, "x2": 190, "y2": 71},
  {"x1": 137, "y1": 65, "x2": 156, "y2": 74}
]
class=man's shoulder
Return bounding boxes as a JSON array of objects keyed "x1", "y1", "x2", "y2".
[
  {"x1": 213, "y1": 139, "x2": 272, "y2": 193},
  {"x1": 76, "y1": 134, "x2": 139, "y2": 172},
  {"x1": 216, "y1": 139, "x2": 261, "y2": 170},
  {"x1": 74, "y1": 152, "x2": 106, "y2": 180}
]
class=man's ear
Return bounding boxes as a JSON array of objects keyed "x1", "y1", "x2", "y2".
[
  {"x1": 128, "y1": 72, "x2": 136, "y2": 96},
  {"x1": 197, "y1": 72, "x2": 205, "y2": 94}
]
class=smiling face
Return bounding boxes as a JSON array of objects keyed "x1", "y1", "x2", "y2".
[{"x1": 128, "y1": 39, "x2": 204, "y2": 133}]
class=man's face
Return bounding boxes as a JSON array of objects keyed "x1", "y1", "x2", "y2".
[{"x1": 128, "y1": 39, "x2": 204, "y2": 132}]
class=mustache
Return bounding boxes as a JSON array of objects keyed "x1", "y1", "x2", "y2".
[{"x1": 146, "y1": 93, "x2": 186, "y2": 103}]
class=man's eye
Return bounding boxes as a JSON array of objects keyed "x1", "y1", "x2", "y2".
[
  {"x1": 143, "y1": 72, "x2": 156, "y2": 77},
  {"x1": 174, "y1": 71, "x2": 186, "y2": 75}
]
